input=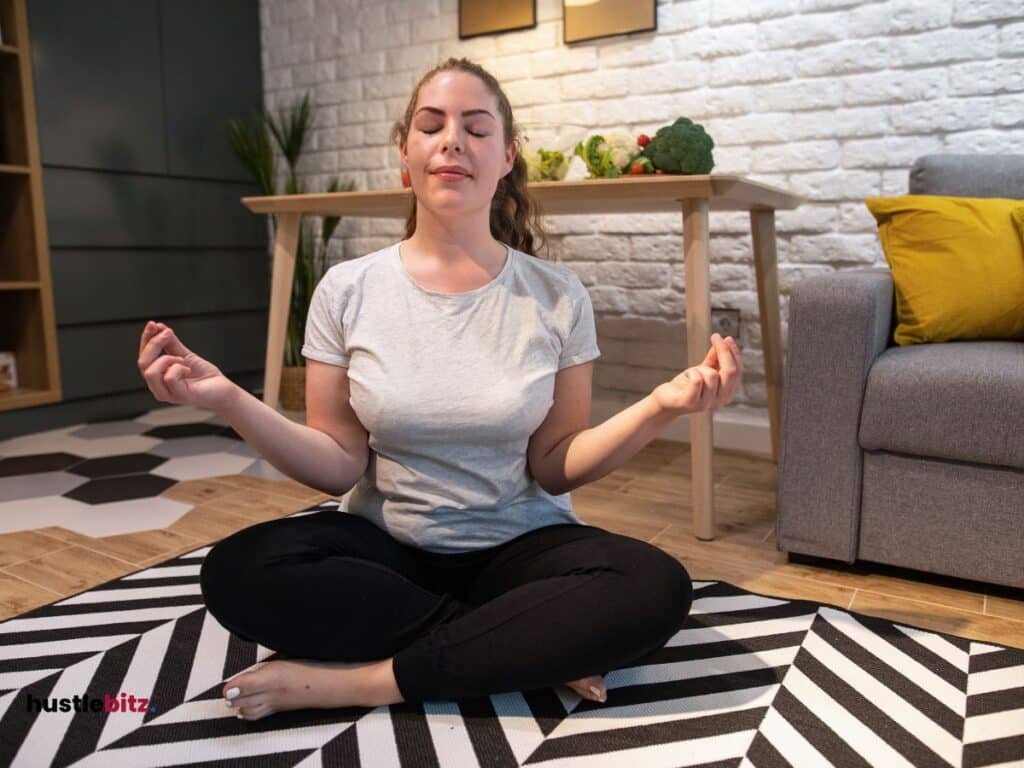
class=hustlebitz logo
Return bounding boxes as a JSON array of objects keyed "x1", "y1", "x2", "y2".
[{"x1": 25, "y1": 692, "x2": 156, "y2": 714}]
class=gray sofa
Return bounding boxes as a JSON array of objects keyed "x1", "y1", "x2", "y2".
[{"x1": 775, "y1": 154, "x2": 1024, "y2": 590}]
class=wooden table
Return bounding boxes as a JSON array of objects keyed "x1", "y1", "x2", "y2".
[{"x1": 242, "y1": 174, "x2": 803, "y2": 540}]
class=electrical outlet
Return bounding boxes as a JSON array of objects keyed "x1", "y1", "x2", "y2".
[{"x1": 710, "y1": 308, "x2": 741, "y2": 340}]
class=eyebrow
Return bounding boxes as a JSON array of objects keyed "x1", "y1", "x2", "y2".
[{"x1": 414, "y1": 106, "x2": 495, "y2": 119}]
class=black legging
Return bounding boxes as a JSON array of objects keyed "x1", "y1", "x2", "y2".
[{"x1": 199, "y1": 510, "x2": 694, "y2": 703}]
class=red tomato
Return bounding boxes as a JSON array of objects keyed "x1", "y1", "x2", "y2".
[
  {"x1": 629, "y1": 162, "x2": 646, "y2": 175},
  {"x1": 637, "y1": 134, "x2": 651, "y2": 147}
]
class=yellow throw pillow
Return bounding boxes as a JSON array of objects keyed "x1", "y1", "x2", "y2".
[
  {"x1": 864, "y1": 195, "x2": 1024, "y2": 345},
  {"x1": 1014, "y1": 206, "x2": 1024, "y2": 246}
]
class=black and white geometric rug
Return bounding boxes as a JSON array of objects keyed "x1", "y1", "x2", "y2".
[{"x1": 1, "y1": 500, "x2": 1021, "y2": 768}]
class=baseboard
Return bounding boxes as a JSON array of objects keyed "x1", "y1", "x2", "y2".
[{"x1": 591, "y1": 393, "x2": 773, "y2": 458}]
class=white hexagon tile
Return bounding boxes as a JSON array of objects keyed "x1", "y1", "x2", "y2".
[{"x1": 0, "y1": 404, "x2": 293, "y2": 536}]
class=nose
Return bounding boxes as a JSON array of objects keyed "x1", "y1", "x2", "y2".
[{"x1": 441, "y1": 121, "x2": 463, "y2": 153}]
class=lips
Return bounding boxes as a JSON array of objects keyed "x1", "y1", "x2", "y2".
[{"x1": 432, "y1": 166, "x2": 470, "y2": 176}]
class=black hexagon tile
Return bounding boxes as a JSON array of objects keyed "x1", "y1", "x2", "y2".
[
  {"x1": 67, "y1": 453, "x2": 168, "y2": 479},
  {"x1": 0, "y1": 452, "x2": 85, "y2": 478},
  {"x1": 64, "y1": 473, "x2": 178, "y2": 504},
  {"x1": 143, "y1": 423, "x2": 224, "y2": 440}
]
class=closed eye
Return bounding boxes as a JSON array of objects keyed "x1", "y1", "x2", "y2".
[{"x1": 423, "y1": 129, "x2": 486, "y2": 137}]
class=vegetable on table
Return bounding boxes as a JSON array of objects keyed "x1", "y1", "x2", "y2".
[
  {"x1": 639, "y1": 116, "x2": 715, "y2": 174},
  {"x1": 629, "y1": 156, "x2": 654, "y2": 175},
  {"x1": 524, "y1": 147, "x2": 570, "y2": 181},
  {"x1": 573, "y1": 132, "x2": 646, "y2": 178},
  {"x1": 557, "y1": 118, "x2": 715, "y2": 180}
]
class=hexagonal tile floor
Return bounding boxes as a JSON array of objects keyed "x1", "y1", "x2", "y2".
[{"x1": 0, "y1": 404, "x2": 298, "y2": 537}]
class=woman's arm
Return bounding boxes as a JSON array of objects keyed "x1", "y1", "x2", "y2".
[
  {"x1": 217, "y1": 383, "x2": 367, "y2": 497},
  {"x1": 531, "y1": 390, "x2": 675, "y2": 496},
  {"x1": 531, "y1": 334, "x2": 742, "y2": 495}
]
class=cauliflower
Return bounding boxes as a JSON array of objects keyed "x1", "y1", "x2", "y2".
[
  {"x1": 573, "y1": 132, "x2": 643, "y2": 178},
  {"x1": 601, "y1": 133, "x2": 639, "y2": 170},
  {"x1": 563, "y1": 154, "x2": 589, "y2": 181}
]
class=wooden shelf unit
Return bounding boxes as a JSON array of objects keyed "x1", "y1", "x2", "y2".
[{"x1": 0, "y1": 0, "x2": 61, "y2": 411}]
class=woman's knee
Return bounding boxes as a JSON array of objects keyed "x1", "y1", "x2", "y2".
[
  {"x1": 199, "y1": 522, "x2": 284, "y2": 629},
  {"x1": 607, "y1": 538, "x2": 694, "y2": 639},
  {"x1": 654, "y1": 550, "x2": 694, "y2": 636},
  {"x1": 201, "y1": 524, "x2": 259, "y2": 586}
]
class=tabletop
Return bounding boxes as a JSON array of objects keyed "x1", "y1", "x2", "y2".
[{"x1": 241, "y1": 174, "x2": 805, "y2": 218}]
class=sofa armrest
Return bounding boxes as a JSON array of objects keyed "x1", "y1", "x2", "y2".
[{"x1": 776, "y1": 268, "x2": 894, "y2": 563}]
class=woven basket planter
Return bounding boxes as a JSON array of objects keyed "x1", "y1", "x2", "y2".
[{"x1": 279, "y1": 365, "x2": 306, "y2": 411}]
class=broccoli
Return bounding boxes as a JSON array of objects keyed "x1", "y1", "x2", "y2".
[{"x1": 640, "y1": 117, "x2": 715, "y2": 174}]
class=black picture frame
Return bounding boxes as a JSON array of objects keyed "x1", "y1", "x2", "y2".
[
  {"x1": 563, "y1": 0, "x2": 657, "y2": 45},
  {"x1": 459, "y1": 0, "x2": 537, "y2": 41}
]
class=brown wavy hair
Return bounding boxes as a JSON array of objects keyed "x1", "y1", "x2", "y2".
[{"x1": 388, "y1": 57, "x2": 550, "y2": 259}]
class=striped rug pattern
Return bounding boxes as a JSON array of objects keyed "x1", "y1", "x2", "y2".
[{"x1": 0, "y1": 501, "x2": 1021, "y2": 767}]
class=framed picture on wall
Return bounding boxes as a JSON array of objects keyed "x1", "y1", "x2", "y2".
[
  {"x1": 563, "y1": 0, "x2": 657, "y2": 45},
  {"x1": 459, "y1": 0, "x2": 537, "y2": 40}
]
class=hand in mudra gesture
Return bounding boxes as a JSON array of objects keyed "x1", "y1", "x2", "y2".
[
  {"x1": 652, "y1": 333, "x2": 743, "y2": 415},
  {"x1": 137, "y1": 320, "x2": 235, "y2": 412}
]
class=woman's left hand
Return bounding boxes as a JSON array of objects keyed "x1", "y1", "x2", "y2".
[{"x1": 651, "y1": 333, "x2": 743, "y2": 415}]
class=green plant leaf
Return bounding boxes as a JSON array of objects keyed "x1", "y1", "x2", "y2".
[
  {"x1": 266, "y1": 92, "x2": 311, "y2": 194},
  {"x1": 320, "y1": 176, "x2": 356, "y2": 246},
  {"x1": 231, "y1": 92, "x2": 357, "y2": 370},
  {"x1": 228, "y1": 111, "x2": 276, "y2": 196}
]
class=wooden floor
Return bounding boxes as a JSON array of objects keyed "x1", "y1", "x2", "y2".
[{"x1": 1, "y1": 439, "x2": 1022, "y2": 649}]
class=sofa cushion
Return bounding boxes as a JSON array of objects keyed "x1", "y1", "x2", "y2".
[
  {"x1": 909, "y1": 154, "x2": 1024, "y2": 198},
  {"x1": 859, "y1": 451, "x2": 1024, "y2": 589},
  {"x1": 864, "y1": 195, "x2": 1024, "y2": 345},
  {"x1": 859, "y1": 341, "x2": 1024, "y2": 470}
]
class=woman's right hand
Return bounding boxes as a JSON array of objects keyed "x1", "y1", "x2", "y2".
[{"x1": 137, "y1": 320, "x2": 236, "y2": 412}]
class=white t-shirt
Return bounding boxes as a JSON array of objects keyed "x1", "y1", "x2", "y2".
[{"x1": 301, "y1": 239, "x2": 602, "y2": 553}]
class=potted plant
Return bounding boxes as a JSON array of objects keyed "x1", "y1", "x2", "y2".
[{"x1": 228, "y1": 92, "x2": 355, "y2": 410}]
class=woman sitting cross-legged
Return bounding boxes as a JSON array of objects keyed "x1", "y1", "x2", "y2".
[{"x1": 135, "y1": 56, "x2": 742, "y2": 722}]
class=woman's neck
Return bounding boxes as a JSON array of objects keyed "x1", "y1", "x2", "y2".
[{"x1": 406, "y1": 206, "x2": 506, "y2": 265}]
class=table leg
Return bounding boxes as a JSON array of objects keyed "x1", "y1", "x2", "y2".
[
  {"x1": 682, "y1": 199, "x2": 714, "y2": 541},
  {"x1": 750, "y1": 208, "x2": 783, "y2": 462},
  {"x1": 263, "y1": 213, "x2": 300, "y2": 410}
]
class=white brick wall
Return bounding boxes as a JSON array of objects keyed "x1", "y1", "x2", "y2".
[{"x1": 260, "y1": 0, "x2": 1024, "y2": 419}]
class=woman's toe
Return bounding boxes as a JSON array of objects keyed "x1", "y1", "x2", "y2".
[
  {"x1": 238, "y1": 702, "x2": 274, "y2": 721},
  {"x1": 223, "y1": 677, "x2": 247, "y2": 700},
  {"x1": 565, "y1": 674, "x2": 606, "y2": 701},
  {"x1": 226, "y1": 692, "x2": 265, "y2": 711},
  {"x1": 224, "y1": 665, "x2": 269, "y2": 701}
]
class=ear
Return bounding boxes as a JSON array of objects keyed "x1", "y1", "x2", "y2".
[{"x1": 505, "y1": 140, "x2": 516, "y2": 176}]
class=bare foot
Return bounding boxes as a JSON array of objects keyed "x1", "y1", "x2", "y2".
[
  {"x1": 563, "y1": 674, "x2": 607, "y2": 703},
  {"x1": 222, "y1": 657, "x2": 401, "y2": 721}
]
